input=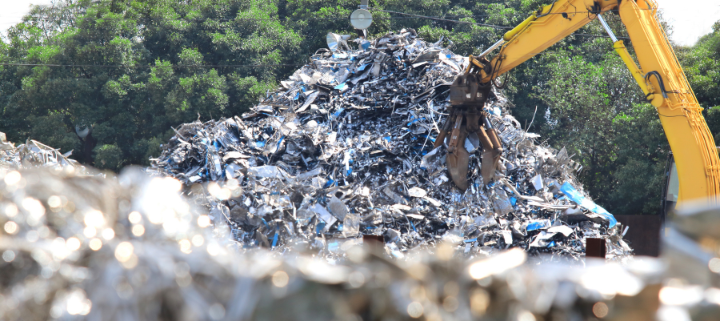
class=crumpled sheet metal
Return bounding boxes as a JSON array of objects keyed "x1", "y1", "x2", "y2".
[
  {"x1": 663, "y1": 202, "x2": 720, "y2": 286},
  {"x1": 0, "y1": 132, "x2": 82, "y2": 172},
  {"x1": 151, "y1": 30, "x2": 630, "y2": 261},
  {"x1": 1, "y1": 169, "x2": 720, "y2": 320},
  {"x1": 0, "y1": 166, "x2": 680, "y2": 321},
  {"x1": 0, "y1": 167, "x2": 235, "y2": 320},
  {"x1": 654, "y1": 203, "x2": 720, "y2": 321}
]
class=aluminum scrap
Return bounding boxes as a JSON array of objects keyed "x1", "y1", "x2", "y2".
[
  {"x1": 0, "y1": 131, "x2": 82, "y2": 171},
  {"x1": 151, "y1": 29, "x2": 631, "y2": 260},
  {"x1": 0, "y1": 167, "x2": 688, "y2": 321},
  {"x1": 0, "y1": 147, "x2": 719, "y2": 320}
]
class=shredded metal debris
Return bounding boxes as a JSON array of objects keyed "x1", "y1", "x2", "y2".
[
  {"x1": 0, "y1": 132, "x2": 82, "y2": 171},
  {"x1": 0, "y1": 167, "x2": 718, "y2": 321},
  {"x1": 0, "y1": 133, "x2": 718, "y2": 320},
  {"x1": 150, "y1": 30, "x2": 630, "y2": 260}
]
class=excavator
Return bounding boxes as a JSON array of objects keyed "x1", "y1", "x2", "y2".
[{"x1": 436, "y1": 0, "x2": 720, "y2": 211}]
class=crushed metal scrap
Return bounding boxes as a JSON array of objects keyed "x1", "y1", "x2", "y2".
[
  {"x1": 151, "y1": 30, "x2": 630, "y2": 260},
  {"x1": 0, "y1": 168, "x2": 720, "y2": 320},
  {"x1": 1, "y1": 167, "x2": 720, "y2": 321},
  {"x1": 0, "y1": 132, "x2": 82, "y2": 171}
]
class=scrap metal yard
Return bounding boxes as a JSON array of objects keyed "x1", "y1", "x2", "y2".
[{"x1": 2, "y1": 0, "x2": 720, "y2": 320}]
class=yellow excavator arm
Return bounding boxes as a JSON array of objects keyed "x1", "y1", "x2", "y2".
[{"x1": 466, "y1": 0, "x2": 720, "y2": 205}]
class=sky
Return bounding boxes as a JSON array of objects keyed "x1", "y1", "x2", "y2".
[
  {"x1": 1, "y1": 0, "x2": 719, "y2": 46},
  {"x1": 655, "y1": 0, "x2": 720, "y2": 46},
  {"x1": 0, "y1": 0, "x2": 53, "y2": 36}
]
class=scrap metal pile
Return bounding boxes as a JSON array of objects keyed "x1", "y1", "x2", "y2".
[
  {"x1": 0, "y1": 132, "x2": 82, "y2": 171},
  {"x1": 0, "y1": 167, "x2": 718, "y2": 321},
  {"x1": 151, "y1": 30, "x2": 630, "y2": 260},
  {"x1": 0, "y1": 134, "x2": 718, "y2": 321},
  {"x1": 0, "y1": 165, "x2": 713, "y2": 321}
]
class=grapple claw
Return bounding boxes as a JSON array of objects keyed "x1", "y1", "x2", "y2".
[
  {"x1": 448, "y1": 129, "x2": 470, "y2": 190},
  {"x1": 446, "y1": 114, "x2": 469, "y2": 190},
  {"x1": 446, "y1": 71, "x2": 495, "y2": 190},
  {"x1": 481, "y1": 149, "x2": 500, "y2": 185}
]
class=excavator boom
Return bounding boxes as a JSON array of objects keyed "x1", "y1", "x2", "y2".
[
  {"x1": 478, "y1": 0, "x2": 617, "y2": 82},
  {"x1": 457, "y1": 0, "x2": 720, "y2": 205}
]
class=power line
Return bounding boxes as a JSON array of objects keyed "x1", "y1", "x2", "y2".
[
  {"x1": 1, "y1": 7, "x2": 640, "y2": 71},
  {"x1": 373, "y1": 9, "x2": 630, "y2": 40},
  {"x1": 0, "y1": 63, "x2": 305, "y2": 68},
  {"x1": 206, "y1": 16, "x2": 493, "y2": 22},
  {"x1": 170, "y1": 8, "x2": 647, "y2": 42},
  {"x1": 373, "y1": 9, "x2": 512, "y2": 30},
  {"x1": 8, "y1": 8, "x2": 630, "y2": 40}
]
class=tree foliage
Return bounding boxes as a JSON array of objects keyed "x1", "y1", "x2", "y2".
[
  {"x1": 1, "y1": 0, "x2": 718, "y2": 215},
  {"x1": 1, "y1": 0, "x2": 300, "y2": 170},
  {"x1": 680, "y1": 22, "x2": 720, "y2": 141}
]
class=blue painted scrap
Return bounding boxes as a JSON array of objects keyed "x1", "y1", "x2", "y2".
[
  {"x1": 316, "y1": 221, "x2": 326, "y2": 234},
  {"x1": 328, "y1": 240, "x2": 339, "y2": 251},
  {"x1": 526, "y1": 221, "x2": 548, "y2": 232},
  {"x1": 324, "y1": 178, "x2": 336, "y2": 189},
  {"x1": 334, "y1": 82, "x2": 348, "y2": 91},
  {"x1": 560, "y1": 182, "x2": 617, "y2": 228},
  {"x1": 407, "y1": 117, "x2": 425, "y2": 126}
]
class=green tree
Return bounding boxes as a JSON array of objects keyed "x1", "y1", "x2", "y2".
[
  {"x1": 679, "y1": 21, "x2": 720, "y2": 141},
  {"x1": 527, "y1": 49, "x2": 664, "y2": 214},
  {"x1": 607, "y1": 104, "x2": 668, "y2": 215},
  {"x1": 680, "y1": 22, "x2": 720, "y2": 109},
  {"x1": 0, "y1": 0, "x2": 300, "y2": 170}
]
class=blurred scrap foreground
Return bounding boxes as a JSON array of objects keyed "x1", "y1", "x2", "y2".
[
  {"x1": 1, "y1": 161, "x2": 719, "y2": 320},
  {"x1": 1, "y1": 31, "x2": 719, "y2": 321}
]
